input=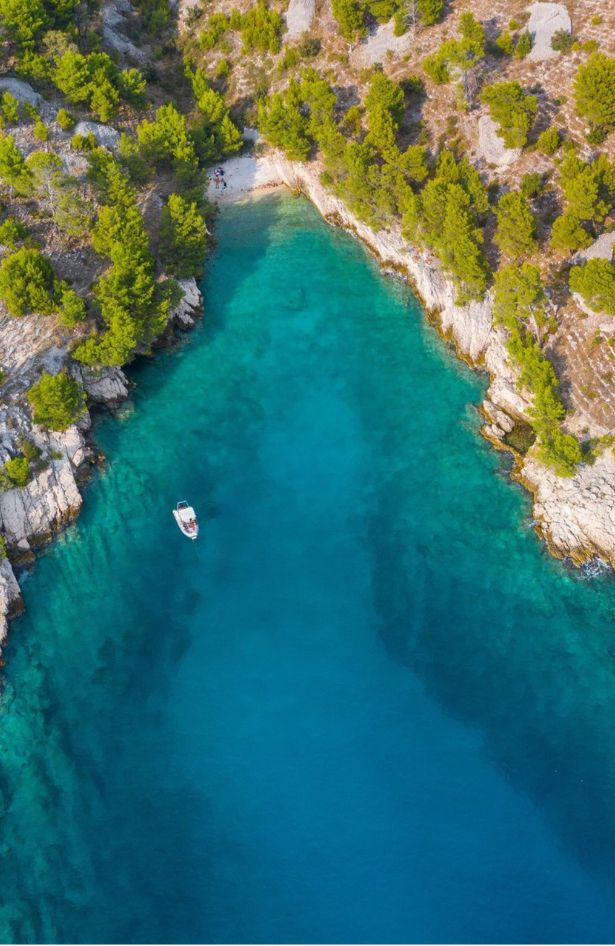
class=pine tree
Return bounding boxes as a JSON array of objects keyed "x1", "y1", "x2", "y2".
[
  {"x1": 494, "y1": 191, "x2": 537, "y2": 259},
  {"x1": 160, "y1": 194, "x2": 208, "y2": 278},
  {"x1": 574, "y1": 53, "x2": 615, "y2": 131},
  {"x1": 569, "y1": 259, "x2": 615, "y2": 315}
]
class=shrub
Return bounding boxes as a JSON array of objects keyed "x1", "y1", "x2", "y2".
[
  {"x1": 569, "y1": 259, "x2": 615, "y2": 315},
  {"x1": 574, "y1": 53, "x2": 615, "y2": 131},
  {"x1": 495, "y1": 191, "x2": 537, "y2": 259},
  {"x1": 549, "y1": 212, "x2": 592, "y2": 252},
  {"x1": 417, "y1": 0, "x2": 443, "y2": 26},
  {"x1": 331, "y1": 0, "x2": 365, "y2": 40},
  {"x1": 56, "y1": 108, "x2": 75, "y2": 131},
  {"x1": 0, "y1": 248, "x2": 58, "y2": 316},
  {"x1": 536, "y1": 126, "x2": 560, "y2": 155},
  {"x1": 33, "y1": 120, "x2": 48, "y2": 142},
  {"x1": 495, "y1": 30, "x2": 514, "y2": 56},
  {"x1": 4, "y1": 457, "x2": 29, "y2": 488},
  {"x1": 0, "y1": 216, "x2": 27, "y2": 248},
  {"x1": 514, "y1": 30, "x2": 532, "y2": 58},
  {"x1": 0, "y1": 132, "x2": 32, "y2": 194},
  {"x1": 59, "y1": 288, "x2": 87, "y2": 327},
  {"x1": 71, "y1": 132, "x2": 97, "y2": 151},
  {"x1": 27, "y1": 371, "x2": 86, "y2": 431},
  {"x1": 520, "y1": 172, "x2": 544, "y2": 199},
  {"x1": 239, "y1": 1, "x2": 283, "y2": 54},
  {"x1": 0, "y1": 92, "x2": 19, "y2": 125},
  {"x1": 480, "y1": 81, "x2": 537, "y2": 148},
  {"x1": 551, "y1": 29, "x2": 574, "y2": 52}
]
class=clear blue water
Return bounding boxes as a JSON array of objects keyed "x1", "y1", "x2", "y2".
[{"x1": 2, "y1": 195, "x2": 615, "y2": 943}]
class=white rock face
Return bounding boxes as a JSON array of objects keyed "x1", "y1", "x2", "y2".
[
  {"x1": 0, "y1": 78, "x2": 43, "y2": 108},
  {"x1": 81, "y1": 366, "x2": 131, "y2": 405},
  {"x1": 285, "y1": 0, "x2": 316, "y2": 37},
  {"x1": 577, "y1": 232, "x2": 615, "y2": 262},
  {"x1": 523, "y1": 451, "x2": 615, "y2": 562},
  {"x1": 0, "y1": 558, "x2": 23, "y2": 648},
  {"x1": 172, "y1": 278, "x2": 204, "y2": 328},
  {"x1": 350, "y1": 20, "x2": 413, "y2": 67},
  {"x1": 0, "y1": 447, "x2": 83, "y2": 554},
  {"x1": 73, "y1": 121, "x2": 120, "y2": 150},
  {"x1": 527, "y1": 2, "x2": 571, "y2": 62},
  {"x1": 102, "y1": 0, "x2": 146, "y2": 62},
  {"x1": 477, "y1": 115, "x2": 521, "y2": 167}
]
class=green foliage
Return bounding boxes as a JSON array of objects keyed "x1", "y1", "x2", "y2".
[
  {"x1": 0, "y1": 132, "x2": 32, "y2": 194},
  {"x1": 199, "y1": 11, "x2": 229, "y2": 49},
  {"x1": 188, "y1": 68, "x2": 243, "y2": 161},
  {"x1": 0, "y1": 0, "x2": 47, "y2": 48},
  {"x1": 33, "y1": 119, "x2": 48, "y2": 142},
  {"x1": 331, "y1": 0, "x2": 365, "y2": 41},
  {"x1": 27, "y1": 150, "x2": 93, "y2": 235},
  {"x1": 239, "y1": 1, "x2": 283, "y2": 53},
  {"x1": 558, "y1": 150, "x2": 615, "y2": 223},
  {"x1": 0, "y1": 92, "x2": 20, "y2": 125},
  {"x1": 550, "y1": 29, "x2": 573, "y2": 52},
  {"x1": 0, "y1": 247, "x2": 58, "y2": 316},
  {"x1": 137, "y1": 103, "x2": 199, "y2": 182},
  {"x1": 549, "y1": 211, "x2": 592, "y2": 252},
  {"x1": 520, "y1": 172, "x2": 543, "y2": 198},
  {"x1": 160, "y1": 193, "x2": 207, "y2": 278},
  {"x1": 422, "y1": 14, "x2": 485, "y2": 84},
  {"x1": 27, "y1": 370, "x2": 85, "y2": 431},
  {"x1": 75, "y1": 154, "x2": 170, "y2": 367},
  {"x1": 536, "y1": 126, "x2": 560, "y2": 155},
  {"x1": 574, "y1": 53, "x2": 615, "y2": 132},
  {"x1": 495, "y1": 30, "x2": 514, "y2": 56},
  {"x1": 495, "y1": 191, "x2": 537, "y2": 259},
  {"x1": 133, "y1": 0, "x2": 171, "y2": 32},
  {"x1": 70, "y1": 131, "x2": 97, "y2": 151},
  {"x1": 417, "y1": 0, "x2": 443, "y2": 26},
  {"x1": 59, "y1": 287, "x2": 87, "y2": 327},
  {"x1": 514, "y1": 30, "x2": 532, "y2": 58},
  {"x1": 493, "y1": 262, "x2": 546, "y2": 337},
  {"x1": 405, "y1": 149, "x2": 489, "y2": 301},
  {"x1": 569, "y1": 258, "x2": 615, "y2": 315},
  {"x1": 480, "y1": 81, "x2": 537, "y2": 148},
  {"x1": 3, "y1": 456, "x2": 29, "y2": 488},
  {"x1": 0, "y1": 215, "x2": 27, "y2": 248},
  {"x1": 258, "y1": 84, "x2": 312, "y2": 160},
  {"x1": 118, "y1": 132, "x2": 149, "y2": 184},
  {"x1": 53, "y1": 50, "x2": 146, "y2": 122}
]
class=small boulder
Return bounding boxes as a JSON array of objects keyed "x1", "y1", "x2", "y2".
[
  {"x1": 526, "y1": 2, "x2": 572, "y2": 62},
  {"x1": 285, "y1": 0, "x2": 316, "y2": 38},
  {"x1": 350, "y1": 20, "x2": 413, "y2": 68},
  {"x1": 73, "y1": 121, "x2": 120, "y2": 150},
  {"x1": 477, "y1": 115, "x2": 521, "y2": 167},
  {"x1": 576, "y1": 232, "x2": 615, "y2": 263}
]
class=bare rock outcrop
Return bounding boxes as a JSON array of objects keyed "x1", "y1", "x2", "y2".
[
  {"x1": 350, "y1": 20, "x2": 414, "y2": 68},
  {"x1": 73, "y1": 121, "x2": 120, "y2": 150},
  {"x1": 477, "y1": 115, "x2": 521, "y2": 168},
  {"x1": 0, "y1": 558, "x2": 24, "y2": 648},
  {"x1": 285, "y1": 0, "x2": 316, "y2": 38},
  {"x1": 526, "y1": 2, "x2": 571, "y2": 62},
  {"x1": 172, "y1": 278, "x2": 204, "y2": 328},
  {"x1": 102, "y1": 0, "x2": 146, "y2": 63}
]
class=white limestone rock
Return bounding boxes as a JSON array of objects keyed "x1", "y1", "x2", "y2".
[
  {"x1": 102, "y1": 0, "x2": 146, "y2": 62},
  {"x1": 526, "y1": 3, "x2": 571, "y2": 62},
  {"x1": 172, "y1": 278, "x2": 204, "y2": 328},
  {"x1": 81, "y1": 367, "x2": 131, "y2": 406},
  {"x1": 350, "y1": 20, "x2": 413, "y2": 67},
  {"x1": 0, "y1": 451, "x2": 83, "y2": 554},
  {"x1": 285, "y1": 0, "x2": 316, "y2": 38},
  {"x1": 477, "y1": 115, "x2": 521, "y2": 167},
  {"x1": 0, "y1": 78, "x2": 44, "y2": 108},
  {"x1": 73, "y1": 121, "x2": 120, "y2": 150},
  {"x1": 576, "y1": 232, "x2": 615, "y2": 263},
  {"x1": 0, "y1": 558, "x2": 23, "y2": 648},
  {"x1": 523, "y1": 450, "x2": 615, "y2": 563}
]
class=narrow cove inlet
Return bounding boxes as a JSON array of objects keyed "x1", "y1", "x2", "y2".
[{"x1": 3, "y1": 194, "x2": 615, "y2": 943}]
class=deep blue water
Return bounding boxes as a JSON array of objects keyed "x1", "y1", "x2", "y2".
[{"x1": 2, "y1": 195, "x2": 615, "y2": 942}]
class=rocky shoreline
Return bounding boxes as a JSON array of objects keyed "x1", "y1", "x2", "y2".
[
  {"x1": 0, "y1": 279, "x2": 204, "y2": 650},
  {"x1": 208, "y1": 150, "x2": 615, "y2": 571}
]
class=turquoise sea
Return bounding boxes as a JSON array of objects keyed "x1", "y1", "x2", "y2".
[{"x1": 2, "y1": 194, "x2": 615, "y2": 943}]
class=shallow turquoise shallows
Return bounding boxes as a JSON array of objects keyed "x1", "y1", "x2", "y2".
[{"x1": 4, "y1": 195, "x2": 615, "y2": 943}]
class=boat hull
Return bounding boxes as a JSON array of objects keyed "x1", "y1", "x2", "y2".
[{"x1": 172, "y1": 509, "x2": 199, "y2": 540}]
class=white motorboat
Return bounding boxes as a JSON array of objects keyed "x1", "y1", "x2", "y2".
[{"x1": 172, "y1": 500, "x2": 199, "y2": 540}]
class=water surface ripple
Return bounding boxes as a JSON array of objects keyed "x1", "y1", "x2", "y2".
[{"x1": 2, "y1": 196, "x2": 615, "y2": 943}]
